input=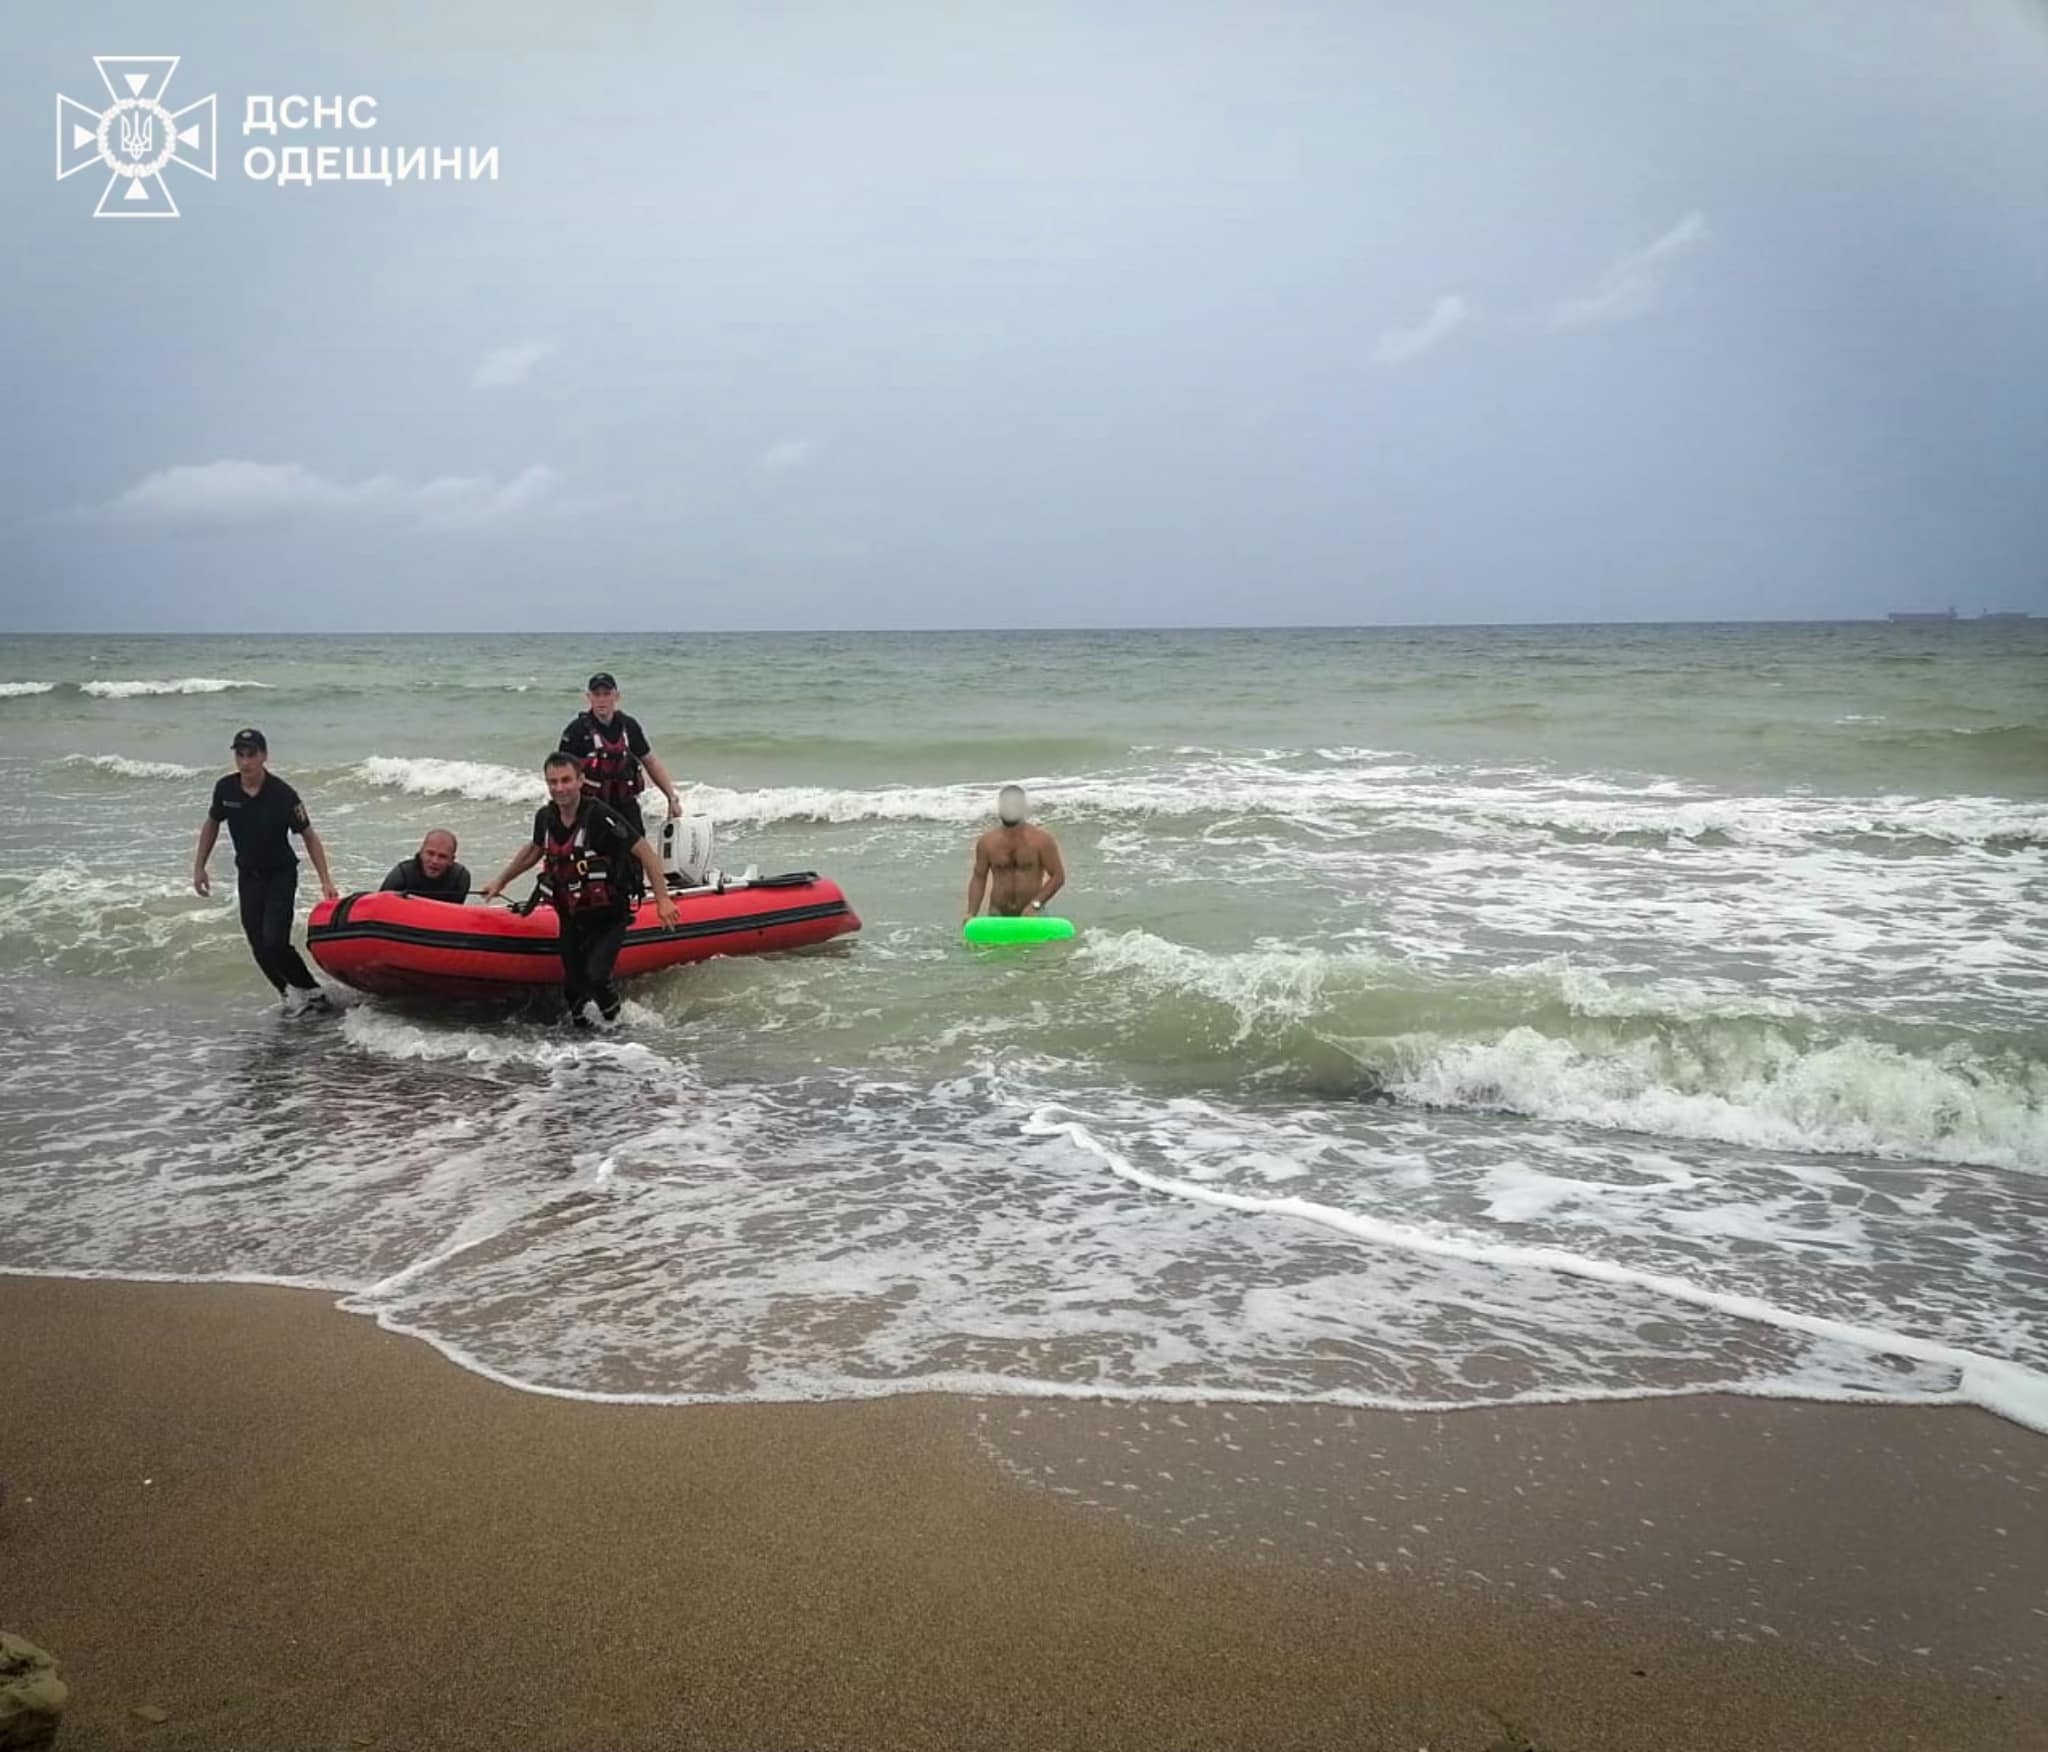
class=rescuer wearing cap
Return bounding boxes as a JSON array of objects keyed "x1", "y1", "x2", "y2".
[
  {"x1": 192, "y1": 727, "x2": 340, "y2": 1013},
  {"x1": 557, "y1": 671, "x2": 683, "y2": 842}
]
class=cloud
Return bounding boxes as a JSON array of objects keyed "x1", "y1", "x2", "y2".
[
  {"x1": 757, "y1": 439, "x2": 816, "y2": 475},
  {"x1": 1550, "y1": 213, "x2": 1711, "y2": 329},
  {"x1": 411, "y1": 465, "x2": 570, "y2": 527},
  {"x1": 107, "y1": 461, "x2": 395, "y2": 521},
  {"x1": 1370, "y1": 293, "x2": 1473, "y2": 370},
  {"x1": 99, "y1": 460, "x2": 590, "y2": 530},
  {"x1": 471, "y1": 340, "x2": 555, "y2": 388}
]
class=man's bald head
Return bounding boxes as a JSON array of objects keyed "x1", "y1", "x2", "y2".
[{"x1": 418, "y1": 829, "x2": 459, "y2": 875}]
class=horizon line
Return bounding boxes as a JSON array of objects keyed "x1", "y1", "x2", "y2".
[{"x1": 6, "y1": 614, "x2": 2039, "y2": 638}]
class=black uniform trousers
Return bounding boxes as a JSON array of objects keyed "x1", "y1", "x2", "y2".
[
  {"x1": 236, "y1": 866, "x2": 319, "y2": 992},
  {"x1": 558, "y1": 905, "x2": 632, "y2": 1023}
]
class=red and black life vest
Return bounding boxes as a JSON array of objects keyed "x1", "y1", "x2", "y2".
[
  {"x1": 542, "y1": 810, "x2": 620, "y2": 913},
  {"x1": 577, "y1": 717, "x2": 643, "y2": 808}
]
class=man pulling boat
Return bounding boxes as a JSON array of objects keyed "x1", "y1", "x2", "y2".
[{"x1": 480, "y1": 752, "x2": 680, "y2": 1028}]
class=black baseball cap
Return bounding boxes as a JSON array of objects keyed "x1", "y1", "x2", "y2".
[
  {"x1": 587, "y1": 671, "x2": 618, "y2": 692},
  {"x1": 230, "y1": 727, "x2": 267, "y2": 753}
]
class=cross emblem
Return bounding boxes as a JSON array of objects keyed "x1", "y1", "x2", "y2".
[{"x1": 56, "y1": 56, "x2": 216, "y2": 218}]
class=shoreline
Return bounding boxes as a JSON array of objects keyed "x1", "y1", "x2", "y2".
[
  {"x1": 6, "y1": 1259, "x2": 2035, "y2": 1431},
  {"x1": 3, "y1": 1277, "x2": 2042, "y2": 1750},
  {"x1": 9, "y1": 1260, "x2": 2038, "y2": 1429}
]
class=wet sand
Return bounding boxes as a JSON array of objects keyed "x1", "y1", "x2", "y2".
[{"x1": 1, "y1": 1276, "x2": 2041, "y2": 1751}]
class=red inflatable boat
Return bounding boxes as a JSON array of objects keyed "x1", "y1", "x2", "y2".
[{"x1": 306, "y1": 873, "x2": 859, "y2": 1000}]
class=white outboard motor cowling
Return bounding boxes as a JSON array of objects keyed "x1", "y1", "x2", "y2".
[{"x1": 660, "y1": 814, "x2": 717, "y2": 888}]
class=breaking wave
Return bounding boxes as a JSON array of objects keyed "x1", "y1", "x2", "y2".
[
  {"x1": 63, "y1": 753, "x2": 205, "y2": 781},
  {"x1": 353, "y1": 756, "x2": 539, "y2": 805},
  {"x1": 346, "y1": 753, "x2": 2048, "y2": 847},
  {"x1": 1072, "y1": 931, "x2": 2048, "y2": 1173},
  {"x1": 76, "y1": 677, "x2": 273, "y2": 698}
]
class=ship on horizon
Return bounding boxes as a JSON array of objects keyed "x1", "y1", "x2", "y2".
[{"x1": 1884, "y1": 607, "x2": 2037, "y2": 622}]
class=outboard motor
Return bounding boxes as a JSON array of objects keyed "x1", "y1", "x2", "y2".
[{"x1": 660, "y1": 813, "x2": 717, "y2": 889}]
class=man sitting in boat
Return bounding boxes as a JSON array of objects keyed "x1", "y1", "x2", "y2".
[
  {"x1": 965, "y1": 785, "x2": 1067, "y2": 921},
  {"x1": 478, "y1": 753, "x2": 680, "y2": 1028},
  {"x1": 380, "y1": 829, "x2": 471, "y2": 903}
]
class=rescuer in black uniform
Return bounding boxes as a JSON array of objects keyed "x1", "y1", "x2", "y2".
[
  {"x1": 479, "y1": 752, "x2": 679, "y2": 1027},
  {"x1": 557, "y1": 671, "x2": 684, "y2": 844},
  {"x1": 192, "y1": 727, "x2": 340, "y2": 1013}
]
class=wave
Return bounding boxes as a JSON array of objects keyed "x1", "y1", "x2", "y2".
[
  {"x1": 1390, "y1": 1027, "x2": 2047, "y2": 1173},
  {"x1": 0, "y1": 862, "x2": 236, "y2": 977},
  {"x1": 1072, "y1": 931, "x2": 2048, "y2": 1172},
  {"x1": 77, "y1": 677, "x2": 272, "y2": 698},
  {"x1": 0, "y1": 681, "x2": 57, "y2": 698},
  {"x1": 1448, "y1": 792, "x2": 2048, "y2": 849},
  {"x1": 352, "y1": 756, "x2": 548, "y2": 806},
  {"x1": 687, "y1": 778, "x2": 2048, "y2": 850},
  {"x1": 64, "y1": 753, "x2": 205, "y2": 781},
  {"x1": 345, "y1": 754, "x2": 2048, "y2": 847}
]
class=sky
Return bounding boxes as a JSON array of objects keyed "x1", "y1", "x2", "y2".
[{"x1": 4, "y1": 0, "x2": 2046, "y2": 631}]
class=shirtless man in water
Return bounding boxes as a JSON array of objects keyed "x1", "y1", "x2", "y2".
[{"x1": 965, "y1": 784, "x2": 1067, "y2": 920}]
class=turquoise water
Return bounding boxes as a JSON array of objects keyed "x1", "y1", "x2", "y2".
[{"x1": 1, "y1": 624, "x2": 2043, "y2": 1425}]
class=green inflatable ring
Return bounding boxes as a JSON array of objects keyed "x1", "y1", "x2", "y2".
[{"x1": 963, "y1": 915, "x2": 1076, "y2": 945}]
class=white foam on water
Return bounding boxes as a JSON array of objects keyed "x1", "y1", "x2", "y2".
[
  {"x1": 1078, "y1": 930, "x2": 1386, "y2": 1043},
  {"x1": 1063, "y1": 930, "x2": 2046, "y2": 1171},
  {"x1": 1, "y1": 1235, "x2": 1993, "y2": 1423},
  {"x1": 704, "y1": 765, "x2": 2047, "y2": 844},
  {"x1": 78, "y1": 677, "x2": 272, "y2": 698},
  {"x1": 1479, "y1": 1162, "x2": 1701, "y2": 1223},
  {"x1": 343, "y1": 747, "x2": 2048, "y2": 863},
  {"x1": 0, "y1": 861, "x2": 238, "y2": 972},
  {"x1": 1020, "y1": 1108, "x2": 2048, "y2": 1433},
  {"x1": 352, "y1": 756, "x2": 683, "y2": 821},
  {"x1": 1550, "y1": 965, "x2": 1821, "y2": 1024},
  {"x1": 337, "y1": 1005, "x2": 666, "y2": 1074},
  {"x1": 0, "y1": 682, "x2": 57, "y2": 698},
  {"x1": 313, "y1": 1321, "x2": 1963, "y2": 1417},
  {"x1": 3, "y1": 1004, "x2": 2041, "y2": 1429},
  {"x1": 353, "y1": 756, "x2": 537, "y2": 804},
  {"x1": 1353, "y1": 794, "x2": 2043, "y2": 852},
  {"x1": 1352, "y1": 832, "x2": 2046, "y2": 1030},
  {"x1": 65, "y1": 753, "x2": 205, "y2": 781},
  {"x1": 1657, "y1": 1198, "x2": 1865, "y2": 1251}
]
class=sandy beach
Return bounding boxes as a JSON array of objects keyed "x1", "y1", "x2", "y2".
[{"x1": 1, "y1": 1277, "x2": 2040, "y2": 1751}]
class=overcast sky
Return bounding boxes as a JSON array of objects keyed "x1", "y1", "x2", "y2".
[{"x1": 4, "y1": 1, "x2": 2045, "y2": 631}]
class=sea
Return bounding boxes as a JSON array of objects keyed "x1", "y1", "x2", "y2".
[{"x1": 1, "y1": 624, "x2": 2044, "y2": 1431}]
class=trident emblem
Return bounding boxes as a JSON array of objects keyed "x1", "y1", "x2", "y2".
[{"x1": 55, "y1": 56, "x2": 216, "y2": 219}]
